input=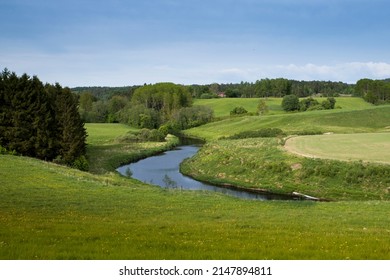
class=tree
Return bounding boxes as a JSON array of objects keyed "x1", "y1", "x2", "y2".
[
  {"x1": 0, "y1": 69, "x2": 87, "y2": 166},
  {"x1": 281, "y1": 94, "x2": 300, "y2": 111},
  {"x1": 257, "y1": 99, "x2": 269, "y2": 115},
  {"x1": 46, "y1": 83, "x2": 87, "y2": 165},
  {"x1": 230, "y1": 106, "x2": 248, "y2": 115}
]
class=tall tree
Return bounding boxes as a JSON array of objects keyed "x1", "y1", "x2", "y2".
[{"x1": 48, "y1": 84, "x2": 87, "y2": 164}]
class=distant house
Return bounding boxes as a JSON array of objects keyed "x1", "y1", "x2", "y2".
[{"x1": 218, "y1": 92, "x2": 226, "y2": 98}]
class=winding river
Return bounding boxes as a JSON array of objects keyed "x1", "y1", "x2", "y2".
[{"x1": 116, "y1": 143, "x2": 293, "y2": 201}]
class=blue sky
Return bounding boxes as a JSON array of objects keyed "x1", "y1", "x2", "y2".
[{"x1": 1, "y1": 0, "x2": 390, "y2": 86}]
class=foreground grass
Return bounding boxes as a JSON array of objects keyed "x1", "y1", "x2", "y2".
[{"x1": 1, "y1": 155, "x2": 390, "y2": 259}]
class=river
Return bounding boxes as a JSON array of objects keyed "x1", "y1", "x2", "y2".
[{"x1": 116, "y1": 143, "x2": 294, "y2": 201}]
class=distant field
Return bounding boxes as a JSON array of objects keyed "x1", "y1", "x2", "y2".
[
  {"x1": 186, "y1": 105, "x2": 390, "y2": 140},
  {"x1": 85, "y1": 123, "x2": 138, "y2": 145},
  {"x1": 285, "y1": 133, "x2": 390, "y2": 164},
  {"x1": 194, "y1": 97, "x2": 373, "y2": 117}
]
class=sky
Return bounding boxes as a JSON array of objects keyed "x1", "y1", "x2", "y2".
[{"x1": 1, "y1": 0, "x2": 390, "y2": 87}]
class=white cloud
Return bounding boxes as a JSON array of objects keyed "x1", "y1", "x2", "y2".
[{"x1": 235, "y1": 62, "x2": 390, "y2": 83}]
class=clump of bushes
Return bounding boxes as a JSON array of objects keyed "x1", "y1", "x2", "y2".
[
  {"x1": 223, "y1": 128, "x2": 286, "y2": 140},
  {"x1": 282, "y1": 95, "x2": 337, "y2": 112},
  {"x1": 230, "y1": 106, "x2": 248, "y2": 116},
  {"x1": 117, "y1": 128, "x2": 167, "y2": 143},
  {"x1": 0, "y1": 145, "x2": 17, "y2": 156},
  {"x1": 299, "y1": 97, "x2": 336, "y2": 112}
]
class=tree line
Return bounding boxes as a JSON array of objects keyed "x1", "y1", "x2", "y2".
[
  {"x1": 0, "y1": 69, "x2": 87, "y2": 170},
  {"x1": 189, "y1": 79, "x2": 354, "y2": 98},
  {"x1": 77, "y1": 83, "x2": 214, "y2": 134},
  {"x1": 355, "y1": 78, "x2": 390, "y2": 104}
]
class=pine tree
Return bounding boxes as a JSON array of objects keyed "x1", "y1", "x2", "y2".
[
  {"x1": 1, "y1": 69, "x2": 87, "y2": 165},
  {"x1": 49, "y1": 84, "x2": 87, "y2": 164}
]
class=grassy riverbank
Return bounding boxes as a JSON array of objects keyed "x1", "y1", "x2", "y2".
[
  {"x1": 181, "y1": 138, "x2": 390, "y2": 201},
  {"x1": 85, "y1": 123, "x2": 179, "y2": 174}
]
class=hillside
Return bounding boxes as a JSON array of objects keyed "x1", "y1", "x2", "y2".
[
  {"x1": 194, "y1": 97, "x2": 374, "y2": 118},
  {"x1": 186, "y1": 104, "x2": 390, "y2": 140}
]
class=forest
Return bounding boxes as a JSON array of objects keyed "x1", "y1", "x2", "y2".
[{"x1": 0, "y1": 69, "x2": 88, "y2": 170}]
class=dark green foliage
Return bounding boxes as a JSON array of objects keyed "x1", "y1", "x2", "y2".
[
  {"x1": 281, "y1": 94, "x2": 300, "y2": 111},
  {"x1": 299, "y1": 97, "x2": 336, "y2": 111},
  {"x1": 172, "y1": 106, "x2": 214, "y2": 130},
  {"x1": 224, "y1": 128, "x2": 285, "y2": 140},
  {"x1": 230, "y1": 106, "x2": 248, "y2": 115},
  {"x1": 116, "y1": 129, "x2": 166, "y2": 142},
  {"x1": 47, "y1": 84, "x2": 87, "y2": 165},
  {"x1": 0, "y1": 69, "x2": 87, "y2": 167},
  {"x1": 72, "y1": 155, "x2": 89, "y2": 171},
  {"x1": 121, "y1": 83, "x2": 194, "y2": 129},
  {"x1": 355, "y1": 78, "x2": 390, "y2": 104}
]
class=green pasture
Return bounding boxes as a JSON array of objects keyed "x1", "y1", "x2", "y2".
[
  {"x1": 1, "y1": 154, "x2": 390, "y2": 259},
  {"x1": 194, "y1": 97, "x2": 374, "y2": 118},
  {"x1": 285, "y1": 133, "x2": 390, "y2": 164},
  {"x1": 186, "y1": 105, "x2": 390, "y2": 140}
]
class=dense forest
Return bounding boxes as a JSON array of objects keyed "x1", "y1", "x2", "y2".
[{"x1": 0, "y1": 69, "x2": 88, "y2": 170}]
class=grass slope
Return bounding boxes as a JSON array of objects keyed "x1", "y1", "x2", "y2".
[
  {"x1": 194, "y1": 97, "x2": 374, "y2": 117},
  {"x1": 186, "y1": 105, "x2": 390, "y2": 140},
  {"x1": 1, "y1": 155, "x2": 390, "y2": 259},
  {"x1": 181, "y1": 138, "x2": 390, "y2": 201},
  {"x1": 285, "y1": 133, "x2": 390, "y2": 164}
]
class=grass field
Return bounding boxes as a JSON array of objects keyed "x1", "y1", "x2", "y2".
[
  {"x1": 285, "y1": 133, "x2": 390, "y2": 164},
  {"x1": 194, "y1": 97, "x2": 374, "y2": 117},
  {"x1": 186, "y1": 105, "x2": 390, "y2": 140},
  {"x1": 1, "y1": 154, "x2": 390, "y2": 259}
]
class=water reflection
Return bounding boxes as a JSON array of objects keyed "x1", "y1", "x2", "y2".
[{"x1": 117, "y1": 145, "x2": 291, "y2": 201}]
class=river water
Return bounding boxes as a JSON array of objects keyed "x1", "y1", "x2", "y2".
[{"x1": 116, "y1": 144, "x2": 293, "y2": 201}]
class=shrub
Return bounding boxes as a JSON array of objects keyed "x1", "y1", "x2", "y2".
[
  {"x1": 230, "y1": 106, "x2": 248, "y2": 116},
  {"x1": 281, "y1": 94, "x2": 300, "y2": 111},
  {"x1": 72, "y1": 156, "x2": 89, "y2": 171}
]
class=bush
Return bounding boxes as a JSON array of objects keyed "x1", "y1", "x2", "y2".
[
  {"x1": 72, "y1": 156, "x2": 89, "y2": 171},
  {"x1": 281, "y1": 94, "x2": 300, "y2": 111},
  {"x1": 230, "y1": 106, "x2": 248, "y2": 116}
]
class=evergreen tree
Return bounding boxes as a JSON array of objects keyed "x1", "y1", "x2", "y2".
[
  {"x1": 0, "y1": 69, "x2": 87, "y2": 166},
  {"x1": 48, "y1": 84, "x2": 87, "y2": 164}
]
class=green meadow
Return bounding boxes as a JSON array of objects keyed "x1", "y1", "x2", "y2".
[
  {"x1": 194, "y1": 97, "x2": 374, "y2": 118},
  {"x1": 1, "y1": 97, "x2": 390, "y2": 259},
  {"x1": 285, "y1": 133, "x2": 390, "y2": 164},
  {"x1": 187, "y1": 102, "x2": 390, "y2": 140}
]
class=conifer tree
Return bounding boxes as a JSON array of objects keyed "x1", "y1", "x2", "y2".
[{"x1": 0, "y1": 69, "x2": 87, "y2": 166}]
